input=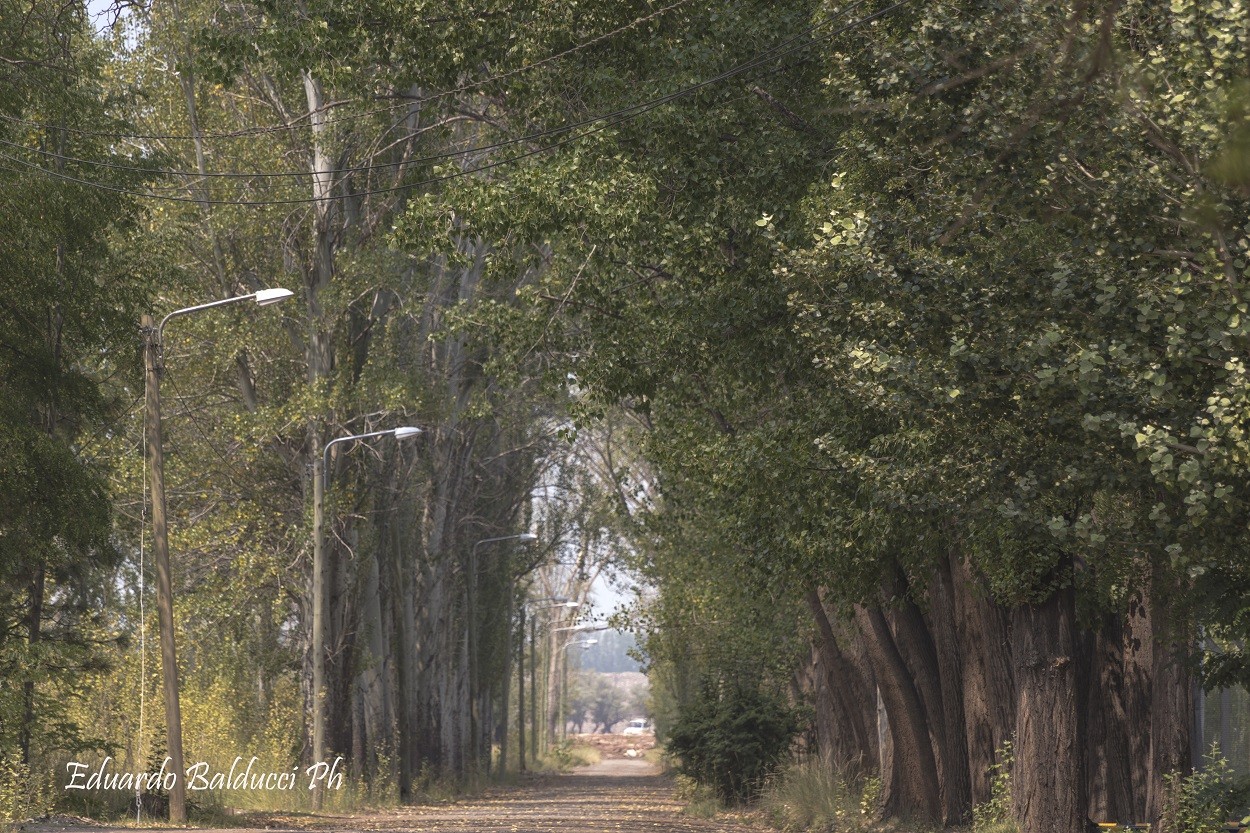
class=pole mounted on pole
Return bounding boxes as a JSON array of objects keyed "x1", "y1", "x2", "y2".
[
  {"x1": 466, "y1": 533, "x2": 537, "y2": 775},
  {"x1": 142, "y1": 288, "x2": 293, "y2": 825},
  {"x1": 310, "y1": 434, "x2": 326, "y2": 811},
  {"x1": 517, "y1": 605, "x2": 526, "y2": 773},
  {"x1": 312, "y1": 425, "x2": 422, "y2": 809},
  {"x1": 142, "y1": 314, "x2": 186, "y2": 825}
]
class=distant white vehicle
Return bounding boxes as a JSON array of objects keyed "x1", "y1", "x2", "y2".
[{"x1": 622, "y1": 718, "x2": 650, "y2": 736}]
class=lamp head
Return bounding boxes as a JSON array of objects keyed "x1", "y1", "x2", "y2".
[
  {"x1": 518, "y1": 533, "x2": 538, "y2": 543},
  {"x1": 393, "y1": 426, "x2": 423, "y2": 440},
  {"x1": 254, "y1": 288, "x2": 295, "y2": 306}
]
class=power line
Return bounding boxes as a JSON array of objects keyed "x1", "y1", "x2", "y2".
[
  {"x1": 0, "y1": 0, "x2": 825, "y2": 183},
  {"x1": 0, "y1": 1, "x2": 909, "y2": 206},
  {"x1": 162, "y1": 365, "x2": 284, "y2": 505},
  {"x1": 2, "y1": 0, "x2": 883, "y2": 195},
  {"x1": 0, "y1": 0, "x2": 693, "y2": 145},
  {"x1": 0, "y1": 99, "x2": 657, "y2": 204}
]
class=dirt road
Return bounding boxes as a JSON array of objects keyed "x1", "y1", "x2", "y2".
[
  {"x1": 25, "y1": 759, "x2": 755, "y2": 833},
  {"x1": 350, "y1": 758, "x2": 751, "y2": 832}
]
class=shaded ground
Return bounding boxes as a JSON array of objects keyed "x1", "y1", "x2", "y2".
[{"x1": 20, "y1": 757, "x2": 754, "y2": 833}]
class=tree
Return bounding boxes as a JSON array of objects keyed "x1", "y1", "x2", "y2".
[{"x1": 0, "y1": 0, "x2": 147, "y2": 786}]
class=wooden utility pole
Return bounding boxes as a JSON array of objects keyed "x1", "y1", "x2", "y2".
[
  {"x1": 467, "y1": 544, "x2": 480, "y2": 770},
  {"x1": 560, "y1": 647, "x2": 568, "y2": 740},
  {"x1": 530, "y1": 616, "x2": 538, "y2": 762},
  {"x1": 517, "y1": 606, "x2": 526, "y2": 773},
  {"x1": 142, "y1": 314, "x2": 187, "y2": 825},
  {"x1": 311, "y1": 442, "x2": 326, "y2": 810}
]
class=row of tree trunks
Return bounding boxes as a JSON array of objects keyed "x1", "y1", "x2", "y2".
[
  {"x1": 808, "y1": 554, "x2": 1193, "y2": 833},
  {"x1": 805, "y1": 590, "x2": 877, "y2": 777},
  {"x1": 292, "y1": 223, "x2": 540, "y2": 788},
  {"x1": 852, "y1": 602, "x2": 942, "y2": 821}
]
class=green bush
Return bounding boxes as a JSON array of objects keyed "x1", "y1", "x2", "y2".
[
  {"x1": 972, "y1": 740, "x2": 1018, "y2": 833},
  {"x1": 1158, "y1": 750, "x2": 1250, "y2": 833},
  {"x1": 674, "y1": 773, "x2": 723, "y2": 818},
  {"x1": 0, "y1": 759, "x2": 54, "y2": 831},
  {"x1": 665, "y1": 681, "x2": 799, "y2": 804}
]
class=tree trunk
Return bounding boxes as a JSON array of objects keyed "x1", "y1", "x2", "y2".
[
  {"x1": 1011, "y1": 578, "x2": 1085, "y2": 833},
  {"x1": 853, "y1": 604, "x2": 942, "y2": 822},
  {"x1": 923, "y1": 559, "x2": 973, "y2": 825},
  {"x1": 1146, "y1": 596, "x2": 1192, "y2": 828},
  {"x1": 1123, "y1": 588, "x2": 1153, "y2": 823},
  {"x1": 497, "y1": 589, "x2": 515, "y2": 776},
  {"x1": 19, "y1": 564, "x2": 46, "y2": 765},
  {"x1": 356, "y1": 542, "x2": 392, "y2": 778},
  {"x1": 1082, "y1": 611, "x2": 1134, "y2": 824},
  {"x1": 807, "y1": 590, "x2": 877, "y2": 775},
  {"x1": 390, "y1": 503, "x2": 417, "y2": 800},
  {"x1": 952, "y1": 552, "x2": 1015, "y2": 807}
]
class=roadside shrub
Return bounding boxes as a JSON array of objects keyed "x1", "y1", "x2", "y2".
[
  {"x1": 0, "y1": 759, "x2": 54, "y2": 830},
  {"x1": 972, "y1": 740, "x2": 1017, "y2": 833},
  {"x1": 548, "y1": 739, "x2": 600, "y2": 771},
  {"x1": 762, "y1": 756, "x2": 880, "y2": 832},
  {"x1": 1158, "y1": 749, "x2": 1250, "y2": 833},
  {"x1": 675, "y1": 773, "x2": 723, "y2": 818},
  {"x1": 665, "y1": 681, "x2": 798, "y2": 804}
]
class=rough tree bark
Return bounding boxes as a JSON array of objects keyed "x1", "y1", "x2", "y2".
[
  {"x1": 1146, "y1": 586, "x2": 1193, "y2": 828},
  {"x1": 1081, "y1": 611, "x2": 1134, "y2": 824},
  {"x1": 1011, "y1": 575, "x2": 1086, "y2": 833},
  {"x1": 1123, "y1": 588, "x2": 1153, "y2": 823},
  {"x1": 952, "y1": 552, "x2": 1015, "y2": 807},
  {"x1": 853, "y1": 604, "x2": 942, "y2": 822},
  {"x1": 921, "y1": 559, "x2": 974, "y2": 825},
  {"x1": 806, "y1": 590, "x2": 878, "y2": 776}
]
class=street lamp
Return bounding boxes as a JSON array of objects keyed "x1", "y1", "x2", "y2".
[
  {"x1": 521, "y1": 599, "x2": 579, "y2": 767},
  {"x1": 473, "y1": 532, "x2": 538, "y2": 551},
  {"x1": 142, "y1": 287, "x2": 294, "y2": 824},
  {"x1": 554, "y1": 623, "x2": 608, "y2": 634},
  {"x1": 312, "y1": 425, "x2": 422, "y2": 808},
  {"x1": 467, "y1": 533, "x2": 538, "y2": 775},
  {"x1": 559, "y1": 639, "x2": 597, "y2": 739}
]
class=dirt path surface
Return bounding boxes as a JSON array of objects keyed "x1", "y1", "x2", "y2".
[
  {"x1": 351, "y1": 759, "x2": 751, "y2": 832},
  {"x1": 21, "y1": 760, "x2": 757, "y2": 833}
]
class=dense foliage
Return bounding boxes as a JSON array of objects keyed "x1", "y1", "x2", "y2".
[
  {"x1": 0, "y1": 0, "x2": 148, "y2": 781},
  {"x1": 5, "y1": 1, "x2": 1250, "y2": 831},
  {"x1": 666, "y1": 682, "x2": 800, "y2": 804}
]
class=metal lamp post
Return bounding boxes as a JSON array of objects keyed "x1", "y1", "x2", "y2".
[
  {"x1": 312, "y1": 426, "x2": 422, "y2": 808},
  {"x1": 467, "y1": 533, "x2": 537, "y2": 775},
  {"x1": 552, "y1": 625, "x2": 606, "y2": 741},
  {"x1": 142, "y1": 287, "x2": 294, "y2": 824},
  {"x1": 523, "y1": 599, "x2": 579, "y2": 765},
  {"x1": 558, "y1": 638, "x2": 597, "y2": 740}
]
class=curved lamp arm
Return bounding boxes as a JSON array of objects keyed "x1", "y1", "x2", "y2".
[
  {"x1": 323, "y1": 426, "x2": 422, "y2": 490},
  {"x1": 472, "y1": 532, "x2": 538, "y2": 555},
  {"x1": 159, "y1": 288, "x2": 294, "y2": 343}
]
